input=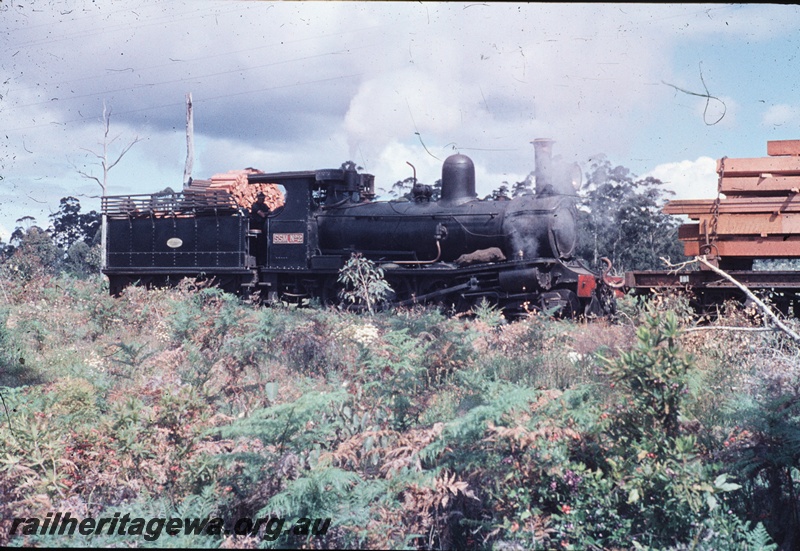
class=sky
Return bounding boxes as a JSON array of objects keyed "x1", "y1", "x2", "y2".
[{"x1": 3, "y1": 1, "x2": 800, "y2": 242}]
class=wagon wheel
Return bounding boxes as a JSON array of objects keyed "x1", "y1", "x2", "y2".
[
  {"x1": 107, "y1": 275, "x2": 131, "y2": 297},
  {"x1": 277, "y1": 278, "x2": 311, "y2": 305},
  {"x1": 385, "y1": 273, "x2": 420, "y2": 306},
  {"x1": 318, "y1": 275, "x2": 341, "y2": 308},
  {"x1": 536, "y1": 289, "x2": 581, "y2": 318},
  {"x1": 215, "y1": 274, "x2": 241, "y2": 294}
]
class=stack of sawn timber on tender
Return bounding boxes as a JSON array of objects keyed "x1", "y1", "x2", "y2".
[
  {"x1": 185, "y1": 168, "x2": 285, "y2": 212},
  {"x1": 664, "y1": 140, "x2": 800, "y2": 259}
]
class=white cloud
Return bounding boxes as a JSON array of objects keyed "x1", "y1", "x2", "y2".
[
  {"x1": 343, "y1": 67, "x2": 464, "y2": 161},
  {"x1": 762, "y1": 104, "x2": 800, "y2": 128},
  {"x1": 644, "y1": 157, "x2": 718, "y2": 201},
  {"x1": 370, "y1": 140, "x2": 442, "y2": 195}
]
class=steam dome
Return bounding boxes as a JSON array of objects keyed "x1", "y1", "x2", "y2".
[{"x1": 440, "y1": 154, "x2": 476, "y2": 204}]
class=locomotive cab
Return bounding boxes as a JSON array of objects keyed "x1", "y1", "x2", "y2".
[{"x1": 247, "y1": 168, "x2": 376, "y2": 270}]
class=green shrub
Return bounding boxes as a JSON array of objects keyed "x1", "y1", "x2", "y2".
[
  {"x1": 338, "y1": 253, "x2": 393, "y2": 314},
  {"x1": 600, "y1": 308, "x2": 692, "y2": 442}
]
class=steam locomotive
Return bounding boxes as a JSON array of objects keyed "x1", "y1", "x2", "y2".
[{"x1": 102, "y1": 139, "x2": 616, "y2": 317}]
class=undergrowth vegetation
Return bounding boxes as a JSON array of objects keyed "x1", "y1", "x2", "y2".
[{"x1": 1, "y1": 273, "x2": 798, "y2": 549}]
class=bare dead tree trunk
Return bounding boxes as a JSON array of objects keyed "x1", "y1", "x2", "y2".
[
  {"x1": 183, "y1": 92, "x2": 194, "y2": 187},
  {"x1": 77, "y1": 100, "x2": 142, "y2": 270},
  {"x1": 99, "y1": 102, "x2": 110, "y2": 269}
]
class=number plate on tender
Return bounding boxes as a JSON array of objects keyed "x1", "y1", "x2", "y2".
[{"x1": 272, "y1": 233, "x2": 304, "y2": 245}]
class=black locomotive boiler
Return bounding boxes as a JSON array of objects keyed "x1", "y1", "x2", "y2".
[{"x1": 102, "y1": 139, "x2": 615, "y2": 317}]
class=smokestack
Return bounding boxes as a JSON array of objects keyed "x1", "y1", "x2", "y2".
[{"x1": 532, "y1": 138, "x2": 554, "y2": 194}]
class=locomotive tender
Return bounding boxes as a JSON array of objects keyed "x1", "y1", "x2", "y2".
[{"x1": 102, "y1": 139, "x2": 615, "y2": 317}]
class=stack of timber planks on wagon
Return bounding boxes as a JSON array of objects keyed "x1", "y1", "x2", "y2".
[
  {"x1": 186, "y1": 169, "x2": 285, "y2": 212},
  {"x1": 664, "y1": 139, "x2": 800, "y2": 270},
  {"x1": 626, "y1": 140, "x2": 800, "y2": 316}
]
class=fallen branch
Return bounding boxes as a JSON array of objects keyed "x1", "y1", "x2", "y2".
[
  {"x1": 684, "y1": 326, "x2": 775, "y2": 334},
  {"x1": 660, "y1": 256, "x2": 698, "y2": 273},
  {"x1": 660, "y1": 255, "x2": 800, "y2": 344}
]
